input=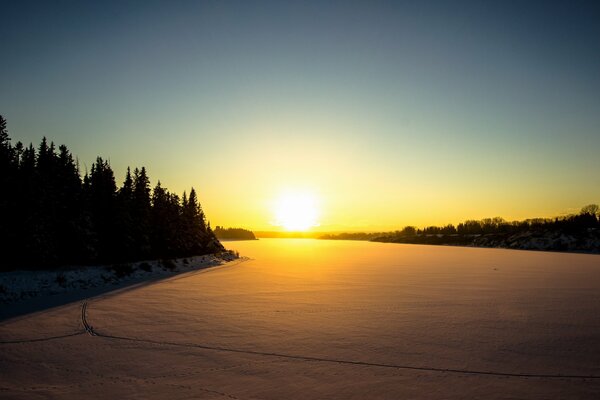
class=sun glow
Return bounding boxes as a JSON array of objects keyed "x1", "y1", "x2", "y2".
[{"x1": 273, "y1": 191, "x2": 320, "y2": 231}]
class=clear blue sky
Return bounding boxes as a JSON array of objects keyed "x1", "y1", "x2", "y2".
[{"x1": 1, "y1": 1, "x2": 599, "y2": 230}]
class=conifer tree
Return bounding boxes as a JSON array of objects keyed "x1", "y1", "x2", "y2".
[
  {"x1": 0, "y1": 115, "x2": 10, "y2": 167},
  {"x1": 0, "y1": 116, "x2": 14, "y2": 267},
  {"x1": 0, "y1": 115, "x2": 224, "y2": 270},
  {"x1": 0, "y1": 115, "x2": 9, "y2": 166},
  {"x1": 55, "y1": 144, "x2": 87, "y2": 263},
  {"x1": 132, "y1": 167, "x2": 151, "y2": 257},
  {"x1": 89, "y1": 157, "x2": 118, "y2": 261},
  {"x1": 115, "y1": 167, "x2": 135, "y2": 260},
  {"x1": 150, "y1": 181, "x2": 174, "y2": 258},
  {"x1": 28, "y1": 138, "x2": 61, "y2": 265}
]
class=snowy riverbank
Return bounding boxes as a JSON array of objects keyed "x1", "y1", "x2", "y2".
[
  {"x1": 0, "y1": 251, "x2": 239, "y2": 306},
  {"x1": 372, "y1": 229, "x2": 600, "y2": 254}
]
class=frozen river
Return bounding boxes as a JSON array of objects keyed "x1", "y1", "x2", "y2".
[{"x1": 1, "y1": 239, "x2": 600, "y2": 399}]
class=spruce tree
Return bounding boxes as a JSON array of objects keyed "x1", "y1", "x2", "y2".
[
  {"x1": 132, "y1": 167, "x2": 151, "y2": 258},
  {"x1": 89, "y1": 157, "x2": 118, "y2": 262},
  {"x1": 55, "y1": 144, "x2": 86, "y2": 264},
  {"x1": 0, "y1": 116, "x2": 14, "y2": 269},
  {"x1": 1, "y1": 117, "x2": 224, "y2": 269},
  {"x1": 115, "y1": 167, "x2": 135, "y2": 260},
  {"x1": 150, "y1": 181, "x2": 172, "y2": 258}
]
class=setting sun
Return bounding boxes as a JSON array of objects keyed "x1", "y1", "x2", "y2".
[{"x1": 273, "y1": 191, "x2": 319, "y2": 231}]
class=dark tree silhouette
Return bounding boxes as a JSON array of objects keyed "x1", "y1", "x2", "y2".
[
  {"x1": 581, "y1": 204, "x2": 599, "y2": 217},
  {"x1": 0, "y1": 116, "x2": 226, "y2": 271},
  {"x1": 88, "y1": 157, "x2": 118, "y2": 262},
  {"x1": 114, "y1": 167, "x2": 136, "y2": 260},
  {"x1": 214, "y1": 227, "x2": 257, "y2": 240},
  {"x1": 368, "y1": 210, "x2": 600, "y2": 252},
  {"x1": 131, "y1": 167, "x2": 152, "y2": 258}
]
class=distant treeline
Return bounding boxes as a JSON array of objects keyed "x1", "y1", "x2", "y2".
[
  {"x1": 378, "y1": 209, "x2": 600, "y2": 237},
  {"x1": 254, "y1": 231, "x2": 316, "y2": 239},
  {"x1": 214, "y1": 226, "x2": 257, "y2": 240},
  {"x1": 0, "y1": 116, "x2": 223, "y2": 270},
  {"x1": 319, "y1": 232, "x2": 387, "y2": 241},
  {"x1": 321, "y1": 207, "x2": 600, "y2": 253}
]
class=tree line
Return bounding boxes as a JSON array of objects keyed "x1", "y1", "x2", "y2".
[
  {"x1": 320, "y1": 205, "x2": 600, "y2": 251},
  {"x1": 0, "y1": 115, "x2": 223, "y2": 270},
  {"x1": 213, "y1": 226, "x2": 257, "y2": 240},
  {"x1": 392, "y1": 206, "x2": 600, "y2": 237}
]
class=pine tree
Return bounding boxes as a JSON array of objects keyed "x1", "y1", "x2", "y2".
[
  {"x1": 114, "y1": 167, "x2": 135, "y2": 260},
  {"x1": 180, "y1": 187, "x2": 222, "y2": 254},
  {"x1": 132, "y1": 166, "x2": 151, "y2": 258},
  {"x1": 1, "y1": 118, "x2": 224, "y2": 269},
  {"x1": 0, "y1": 116, "x2": 15, "y2": 269},
  {"x1": 27, "y1": 138, "x2": 61, "y2": 266},
  {"x1": 150, "y1": 181, "x2": 174, "y2": 258},
  {"x1": 0, "y1": 115, "x2": 10, "y2": 163},
  {"x1": 88, "y1": 157, "x2": 118, "y2": 262},
  {"x1": 55, "y1": 144, "x2": 86, "y2": 264}
]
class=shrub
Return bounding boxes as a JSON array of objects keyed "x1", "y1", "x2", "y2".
[
  {"x1": 111, "y1": 263, "x2": 134, "y2": 278},
  {"x1": 55, "y1": 272, "x2": 67, "y2": 287},
  {"x1": 139, "y1": 262, "x2": 152, "y2": 272},
  {"x1": 161, "y1": 259, "x2": 177, "y2": 271}
]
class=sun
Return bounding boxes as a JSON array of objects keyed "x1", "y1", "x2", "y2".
[{"x1": 273, "y1": 191, "x2": 320, "y2": 231}]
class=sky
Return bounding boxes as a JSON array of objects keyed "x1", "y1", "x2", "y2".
[{"x1": 1, "y1": 1, "x2": 599, "y2": 231}]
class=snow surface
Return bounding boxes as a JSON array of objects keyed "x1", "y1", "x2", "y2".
[
  {"x1": 0, "y1": 252, "x2": 238, "y2": 305},
  {"x1": 1, "y1": 239, "x2": 600, "y2": 399}
]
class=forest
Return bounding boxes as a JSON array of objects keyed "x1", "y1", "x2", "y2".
[
  {"x1": 323, "y1": 207, "x2": 600, "y2": 253},
  {"x1": 0, "y1": 115, "x2": 223, "y2": 271},
  {"x1": 214, "y1": 227, "x2": 257, "y2": 240}
]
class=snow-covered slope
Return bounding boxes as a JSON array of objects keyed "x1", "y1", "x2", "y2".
[{"x1": 0, "y1": 251, "x2": 238, "y2": 304}]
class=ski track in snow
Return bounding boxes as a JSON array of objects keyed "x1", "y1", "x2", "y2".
[
  {"x1": 2, "y1": 240, "x2": 600, "y2": 399},
  {"x1": 78, "y1": 301, "x2": 600, "y2": 381}
]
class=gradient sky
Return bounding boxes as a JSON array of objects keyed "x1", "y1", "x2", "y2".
[{"x1": 1, "y1": 1, "x2": 599, "y2": 231}]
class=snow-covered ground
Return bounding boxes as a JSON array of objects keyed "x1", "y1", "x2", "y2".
[
  {"x1": 473, "y1": 229, "x2": 600, "y2": 252},
  {"x1": 0, "y1": 251, "x2": 238, "y2": 305},
  {"x1": 1, "y1": 239, "x2": 600, "y2": 399}
]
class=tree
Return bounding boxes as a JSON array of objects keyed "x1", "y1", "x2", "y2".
[
  {"x1": 120, "y1": 167, "x2": 134, "y2": 200},
  {"x1": 0, "y1": 115, "x2": 14, "y2": 188},
  {"x1": 114, "y1": 167, "x2": 136, "y2": 260},
  {"x1": 54, "y1": 144, "x2": 86, "y2": 264},
  {"x1": 0, "y1": 115, "x2": 9, "y2": 164},
  {"x1": 180, "y1": 187, "x2": 216, "y2": 254},
  {"x1": 150, "y1": 181, "x2": 182, "y2": 258},
  {"x1": 581, "y1": 204, "x2": 599, "y2": 217},
  {"x1": 0, "y1": 115, "x2": 7, "y2": 143},
  {"x1": 401, "y1": 226, "x2": 417, "y2": 236},
  {"x1": 131, "y1": 167, "x2": 152, "y2": 257},
  {"x1": 88, "y1": 157, "x2": 118, "y2": 261},
  {"x1": 0, "y1": 116, "x2": 14, "y2": 268},
  {"x1": 0, "y1": 120, "x2": 224, "y2": 269}
]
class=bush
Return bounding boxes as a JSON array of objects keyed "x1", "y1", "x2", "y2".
[
  {"x1": 55, "y1": 272, "x2": 67, "y2": 287},
  {"x1": 161, "y1": 259, "x2": 177, "y2": 271},
  {"x1": 139, "y1": 262, "x2": 152, "y2": 272},
  {"x1": 111, "y1": 263, "x2": 134, "y2": 278}
]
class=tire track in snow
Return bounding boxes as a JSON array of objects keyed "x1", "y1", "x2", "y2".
[{"x1": 82, "y1": 302, "x2": 600, "y2": 381}]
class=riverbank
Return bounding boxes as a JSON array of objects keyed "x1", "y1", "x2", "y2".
[
  {"x1": 371, "y1": 229, "x2": 600, "y2": 254},
  {"x1": 0, "y1": 251, "x2": 239, "y2": 320}
]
